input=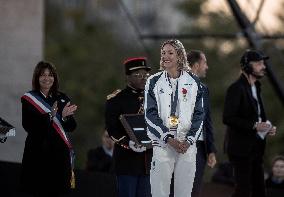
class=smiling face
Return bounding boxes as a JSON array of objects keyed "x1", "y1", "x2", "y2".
[
  {"x1": 160, "y1": 44, "x2": 178, "y2": 71},
  {"x1": 39, "y1": 68, "x2": 54, "y2": 93},
  {"x1": 32, "y1": 61, "x2": 59, "y2": 95}
]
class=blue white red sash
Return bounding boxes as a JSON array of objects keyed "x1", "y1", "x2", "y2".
[
  {"x1": 22, "y1": 91, "x2": 73, "y2": 149},
  {"x1": 22, "y1": 91, "x2": 76, "y2": 187}
]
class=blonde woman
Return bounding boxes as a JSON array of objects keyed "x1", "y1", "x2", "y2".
[{"x1": 144, "y1": 40, "x2": 204, "y2": 197}]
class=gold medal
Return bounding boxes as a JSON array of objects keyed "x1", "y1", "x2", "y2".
[{"x1": 169, "y1": 116, "x2": 179, "y2": 127}]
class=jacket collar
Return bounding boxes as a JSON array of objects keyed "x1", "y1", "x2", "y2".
[
  {"x1": 240, "y1": 73, "x2": 261, "y2": 89},
  {"x1": 239, "y1": 74, "x2": 261, "y2": 113},
  {"x1": 126, "y1": 85, "x2": 143, "y2": 95}
]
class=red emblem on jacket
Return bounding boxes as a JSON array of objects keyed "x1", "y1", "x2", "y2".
[
  {"x1": 182, "y1": 88, "x2": 187, "y2": 95},
  {"x1": 182, "y1": 88, "x2": 187, "y2": 101}
]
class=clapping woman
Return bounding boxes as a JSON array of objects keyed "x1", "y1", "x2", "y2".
[{"x1": 21, "y1": 61, "x2": 77, "y2": 197}]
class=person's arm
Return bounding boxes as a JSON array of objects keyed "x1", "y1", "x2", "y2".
[
  {"x1": 105, "y1": 96, "x2": 129, "y2": 148},
  {"x1": 60, "y1": 95, "x2": 77, "y2": 132},
  {"x1": 144, "y1": 75, "x2": 173, "y2": 143},
  {"x1": 186, "y1": 83, "x2": 205, "y2": 145},
  {"x1": 204, "y1": 87, "x2": 217, "y2": 154},
  {"x1": 61, "y1": 116, "x2": 76, "y2": 132}
]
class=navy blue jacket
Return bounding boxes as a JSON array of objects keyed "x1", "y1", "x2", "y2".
[{"x1": 201, "y1": 83, "x2": 216, "y2": 154}]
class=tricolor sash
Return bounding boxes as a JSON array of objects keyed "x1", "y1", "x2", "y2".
[{"x1": 22, "y1": 91, "x2": 76, "y2": 188}]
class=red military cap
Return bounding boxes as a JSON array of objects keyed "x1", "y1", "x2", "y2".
[{"x1": 123, "y1": 57, "x2": 151, "y2": 75}]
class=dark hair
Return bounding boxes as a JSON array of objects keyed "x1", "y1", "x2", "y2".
[
  {"x1": 32, "y1": 61, "x2": 59, "y2": 95},
  {"x1": 272, "y1": 155, "x2": 284, "y2": 167},
  {"x1": 187, "y1": 50, "x2": 204, "y2": 67}
]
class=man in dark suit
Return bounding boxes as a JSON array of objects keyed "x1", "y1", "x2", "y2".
[
  {"x1": 223, "y1": 49, "x2": 277, "y2": 197},
  {"x1": 105, "y1": 57, "x2": 152, "y2": 197},
  {"x1": 187, "y1": 50, "x2": 217, "y2": 197},
  {"x1": 86, "y1": 130, "x2": 114, "y2": 173}
]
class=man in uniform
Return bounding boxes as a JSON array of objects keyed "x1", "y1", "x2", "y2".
[{"x1": 105, "y1": 57, "x2": 152, "y2": 197}]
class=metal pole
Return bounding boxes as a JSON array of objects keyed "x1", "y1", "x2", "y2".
[{"x1": 227, "y1": 0, "x2": 284, "y2": 106}]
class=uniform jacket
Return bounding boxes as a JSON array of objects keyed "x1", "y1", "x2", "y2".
[
  {"x1": 105, "y1": 86, "x2": 152, "y2": 175},
  {"x1": 223, "y1": 74, "x2": 266, "y2": 157},
  {"x1": 144, "y1": 70, "x2": 204, "y2": 146},
  {"x1": 21, "y1": 90, "x2": 76, "y2": 194},
  {"x1": 200, "y1": 83, "x2": 216, "y2": 154}
]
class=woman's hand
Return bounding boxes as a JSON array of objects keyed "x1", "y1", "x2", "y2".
[
  {"x1": 179, "y1": 141, "x2": 190, "y2": 154},
  {"x1": 168, "y1": 138, "x2": 183, "y2": 153},
  {"x1": 62, "y1": 102, "x2": 77, "y2": 118},
  {"x1": 51, "y1": 101, "x2": 58, "y2": 117}
]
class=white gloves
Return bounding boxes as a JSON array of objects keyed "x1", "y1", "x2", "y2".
[{"x1": 129, "y1": 140, "x2": 146, "y2": 152}]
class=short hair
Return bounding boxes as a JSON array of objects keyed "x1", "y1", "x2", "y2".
[
  {"x1": 160, "y1": 39, "x2": 189, "y2": 71},
  {"x1": 271, "y1": 155, "x2": 284, "y2": 167},
  {"x1": 32, "y1": 61, "x2": 59, "y2": 95},
  {"x1": 187, "y1": 50, "x2": 204, "y2": 67}
]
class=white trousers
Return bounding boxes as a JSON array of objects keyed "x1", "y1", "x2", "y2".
[{"x1": 150, "y1": 144, "x2": 197, "y2": 197}]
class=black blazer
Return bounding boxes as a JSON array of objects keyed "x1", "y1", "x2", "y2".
[
  {"x1": 21, "y1": 90, "x2": 77, "y2": 194},
  {"x1": 223, "y1": 74, "x2": 266, "y2": 157},
  {"x1": 201, "y1": 84, "x2": 216, "y2": 154},
  {"x1": 86, "y1": 146, "x2": 114, "y2": 173}
]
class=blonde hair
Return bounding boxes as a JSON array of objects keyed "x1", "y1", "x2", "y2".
[{"x1": 160, "y1": 39, "x2": 189, "y2": 71}]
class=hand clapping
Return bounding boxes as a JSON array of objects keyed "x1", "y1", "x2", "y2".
[{"x1": 62, "y1": 102, "x2": 78, "y2": 118}]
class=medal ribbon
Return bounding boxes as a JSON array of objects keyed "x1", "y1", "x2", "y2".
[{"x1": 167, "y1": 74, "x2": 179, "y2": 117}]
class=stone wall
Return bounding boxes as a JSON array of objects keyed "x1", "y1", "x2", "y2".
[{"x1": 0, "y1": 0, "x2": 43, "y2": 162}]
